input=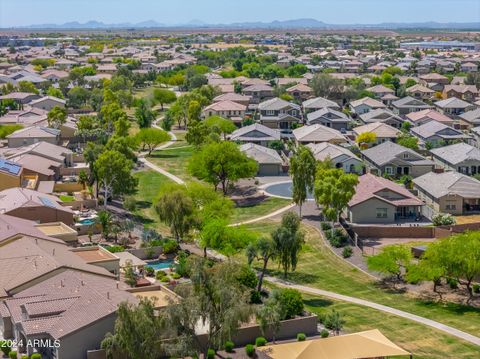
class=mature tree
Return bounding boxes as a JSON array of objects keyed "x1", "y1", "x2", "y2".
[
  {"x1": 310, "y1": 74, "x2": 343, "y2": 101},
  {"x1": 355, "y1": 132, "x2": 377, "y2": 149},
  {"x1": 397, "y1": 133, "x2": 419, "y2": 150},
  {"x1": 134, "y1": 99, "x2": 156, "y2": 128},
  {"x1": 272, "y1": 212, "x2": 305, "y2": 278},
  {"x1": 78, "y1": 169, "x2": 89, "y2": 190},
  {"x1": 246, "y1": 237, "x2": 276, "y2": 292},
  {"x1": 102, "y1": 298, "x2": 164, "y2": 359},
  {"x1": 67, "y1": 86, "x2": 91, "y2": 108},
  {"x1": 18, "y1": 81, "x2": 39, "y2": 94},
  {"x1": 160, "y1": 260, "x2": 252, "y2": 358},
  {"x1": 204, "y1": 115, "x2": 237, "y2": 140},
  {"x1": 367, "y1": 245, "x2": 413, "y2": 281},
  {"x1": 314, "y1": 161, "x2": 358, "y2": 223},
  {"x1": 105, "y1": 136, "x2": 138, "y2": 162},
  {"x1": 256, "y1": 300, "x2": 282, "y2": 343},
  {"x1": 47, "y1": 106, "x2": 67, "y2": 129},
  {"x1": 152, "y1": 88, "x2": 177, "y2": 110},
  {"x1": 46, "y1": 86, "x2": 64, "y2": 99},
  {"x1": 154, "y1": 184, "x2": 196, "y2": 241},
  {"x1": 94, "y1": 150, "x2": 137, "y2": 208},
  {"x1": 135, "y1": 127, "x2": 170, "y2": 155},
  {"x1": 189, "y1": 141, "x2": 258, "y2": 195},
  {"x1": 95, "y1": 210, "x2": 113, "y2": 240},
  {"x1": 113, "y1": 112, "x2": 130, "y2": 137},
  {"x1": 185, "y1": 120, "x2": 212, "y2": 148},
  {"x1": 289, "y1": 145, "x2": 316, "y2": 217}
]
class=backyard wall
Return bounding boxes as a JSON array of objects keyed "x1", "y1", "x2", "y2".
[{"x1": 127, "y1": 246, "x2": 163, "y2": 260}]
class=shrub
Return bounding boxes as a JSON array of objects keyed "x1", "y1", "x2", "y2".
[
  {"x1": 171, "y1": 272, "x2": 181, "y2": 279},
  {"x1": 297, "y1": 333, "x2": 306, "y2": 341},
  {"x1": 162, "y1": 240, "x2": 179, "y2": 255},
  {"x1": 160, "y1": 276, "x2": 170, "y2": 283},
  {"x1": 432, "y1": 213, "x2": 456, "y2": 226},
  {"x1": 30, "y1": 355, "x2": 42, "y2": 359},
  {"x1": 224, "y1": 340, "x2": 235, "y2": 353},
  {"x1": 145, "y1": 266, "x2": 155, "y2": 277},
  {"x1": 155, "y1": 270, "x2": 166, "y2": 280},
  {"x1": 123, "y1": 196, "x2": 137, "y2": 211},
  {"x1": 447, "y1": 277, "x2": 458, "y2": 289},
  {"x1": 175, "y1": 252, "x2": 190, "y2": 277},
  {"x1": 105, "y1": 245, "x2": 125, "y2": 253},
  {"x1": 320, "y1": 222, "x2": 332, "y2": 231},
  {"x1": 245, "y1": 344, "x2": 255, "y2": 357},
  {"x1": 145, "y1": 247, "x2": 155, "y2": 260},
  {"x1": 320, "y1": 329, "x2": 329, "y2": 338},
  {"x1": 473, "y1": 284, "x2": 480, "y2": 294},
  {"x1": 235, "y1": 265, "x2": 258, "y2": 289},
  {"x1": 0, "y1": 341, "x2": 11, "y2": 356},
  {"x1": 9, "y1": 351, "x2": 17, "y2": 359},
  {"x1": 272, "y1": 288, "x2": 304, "y2": 320},
  {"x1": 207, "y1": 348, "x2": 215, "y2": 359},
  {"x1": 342, "y1": 246, "x2": 353, "y2": 258},
  {"x1": 21, "y1": 355, "x2": 29, "y2": 359},
  {"x1": 250, "y1": 290, "x2": 262, "y2": 304},
  {"x1": 255, "y1": 337, "x2": 267, "y2": 347}
]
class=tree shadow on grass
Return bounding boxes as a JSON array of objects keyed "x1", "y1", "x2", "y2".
[
  {"x1": 135, "y1": 200, "x2": 152, "y2": 209},
  {"x1": 149, "y1": 153, "x2": 180, "y2": 159},
  {"x1": 303, "y1": 297, "x2": 335, "y2": 309},
  {"x1": 415, "y1": 299, "x2": 480, "y2": 316},
  {"x1": 265, "y1": 268, "x2": 319, "y2": 285}
]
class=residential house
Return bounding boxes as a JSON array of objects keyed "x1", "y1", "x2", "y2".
[
  {"x1": 459, "y1": 108, "x2": 480, "y2": 128},
  {"x1": 0, "y1": 92, "x2": 41, "y2": 105},
  {"x1": 359, "y1": 109, "x2": 404, "y2": 129},
  {"x1": 0, "y1": 188, "x2": 74, "y2": 225},
  {"x1": 29, "y1": 96, "x2": 66, "y2": 111},
  {"x1": 366, "y1": 84, "x2": 395, "y2": 99},
  {"x1": 430, "y1": 142, "x2": 480, "y2": 175},
  {"x1": 202, "y1": 100, "x2": 246, "y2": 123},
  {"x1": 411, "y1": 121, "x2": 470, "y2": 147},
  {"x1": 302, "y1": 97, "x2": 340, "y2": 114},
  {"x1": 6, "y1": 127, "x2": 60, "y2": 148},
  {"x1": 442, "y1": 85, "x2": 478, "y2": 102},
  {"x1": 257, "y1": 98, "x2": 302, "y2": 132},
  {"x1": 350, "y1": 97, "x2": 386, "y2": 115},
  {"x1": 1, "y1": 141, "x2": 74, "y2": 168},
  {"x1": 229, "y1": 123, "x2": 281, "y2": 146},
  {"x1": 0, "y1": 159, "x2": 23, "y2": 191},
  {"x1": 347, "y1": 173, "x2": 424, "y2": 224},
  {"x1": 240, "y1": 143, "x2": 283, "y2": 176},
  {"x1": 213, "y1": 93, "x2": 251, "y2": 107},
  {"x1": 419, "y1": 73, "x2": 450, "y2": 87},
  {"x1": 413, "y1": 172, "x2": 480, "y2": 215},
  {"x1": 353, "y1": 122, "x2": 402, "y2": 145},
  {"x1": 392, "y1": 96, "x2": 432, "y2": 115},
  {"x1": 40, "y1": 69, "x2": 69, "y2": 83},
  {"x1": 306, "y1": 108, "x2": 351, "y2": 131},
  {"x1": 293, "y1": 124, "x2": 347, "y2": 145},
  {"x1": 306, "y1": 142, "x2": 362, "y2": 173},
  {"x1": 460, "y1": 62, "x2": 478, "y2": 72},
  {"x1": 286, "y1": 83, "x2": 313, "y2": 101},
  {"x1": 405, "y1": 109, "x2": 455, "y2": 127},
  {"x1": 0, "y1": 107, "x2": 47, "y2": 127},
  {"x1": 434, "y1": 97, "x2": 476, "y2": 117},
  {"x1": 243, "y1": 84, "x2": 274, "y2": 104},
  {"x1": 406, "y1": 84, "x2": 435, "y2": 101},
  {"x1": 361, "y1": 141, "x2": 434, "y2": 178}
]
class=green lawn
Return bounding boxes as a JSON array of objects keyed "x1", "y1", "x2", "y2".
[
  {"x1": 132, "y1": 170, "x2": 174, "y2": 236},
  {"x1": 241, "y1": 220, "x2": 480, "y2": 338},
  {"x1": 148, "y1": 146, "x2": 196, "y2": 182},
  {"x1": 230, "y1": 197, "x2": 291, "y2": 224},
  {"x1": 304, "y1": 295, "x2": 480, "y2": 359},
  {"x1": 59, "y1": 195, "x2": 75, "y2": 202},
  {"x1": 169, "y1": 130, "x2": 188, "y2": 148}
]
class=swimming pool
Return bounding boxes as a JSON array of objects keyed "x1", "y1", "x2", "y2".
[
  {"x1": 145, "y1": 259, "x2": 174, "y2": 271},
  {"x1": 264, "y1": 181, "x2": 314, "y2": 200},
  {"x1": 78, "y1": 219, "x2": 95, "y2": 225}
]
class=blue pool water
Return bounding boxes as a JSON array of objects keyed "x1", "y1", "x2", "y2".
[
  {"x1": 79, "y1": 219, "x2": 95, "y2": 225},
  {"x1": 264, "y1": 181, "x2": 314, "y2": 200},
  {"x1": 145, "y1": 259, "x2": 174, "y2": 271}
]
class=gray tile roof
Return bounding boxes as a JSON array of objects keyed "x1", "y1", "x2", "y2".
[
  {"x1": 361, "y1": 141, "x2": 432, "y2": 167},
  {"x1": 413, "y1": 171, "x2": 480, "y2": 199},
  {"x1": 430, "y1": 142, "x2": 480, "y2": 165}
]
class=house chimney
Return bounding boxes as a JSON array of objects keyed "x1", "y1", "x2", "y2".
[
  {"x1": 81, "y1": 280, "x2": 85, "y2": 286},
  {"x1": 60, "y1": 279, "x2": 64, "y2": 287},
  {"x1": 116, "y1": 281, "x2": 119, "y2": 289},
  {"x1": 52, "y1": 248, "x2": 55, "y2": 256},
  {"x1": 107, "y1": 292, "x2": 110, "y2": 300}
]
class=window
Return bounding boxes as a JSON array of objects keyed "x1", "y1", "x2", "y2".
[
  {"x1": 403, "y1": 153, "x2": 409, "y2": 159},
  {"x1": 385, "y1": 167, "x2": 393, "y2": 175},
  {"x1": 266, "y1": 110, "x2": 275, "y2": 116},
  {"x1": 446, "y1": 204, "x2": 456, "y2": 210},
  {"x1": 376, "y1": 208, "x2": 388, "y2": 218}
]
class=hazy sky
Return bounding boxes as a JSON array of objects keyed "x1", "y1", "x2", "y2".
[{"x1": 1, "y1": 0, "x2": 479, "y2": 27}]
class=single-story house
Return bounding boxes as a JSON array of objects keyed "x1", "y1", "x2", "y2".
[
  {"x1": 413, "y1": 171, "x2": 480, "y2": 215},
  {"x1": 434, "y1": 97, "x2": 476, "y2": 117},
  {"x1": 29, "y1": 96, "x2": 66, "y2": 111},
  {"x1": 229, "y1": 123, "x2": 281, "y2": 146},
  {"x1": 405, "y1": 109, "x2": 455, "y2": 127},
  {"x1": 240, "y1": 143, "x2": 283, "y2": 176},
  {"x1": 359, "y1": 109, "x2": 403, "y2": 129},
  {"x1": 0, "y1": 158, "x2": 23, "y2": 191},
  {"x1": 293, "y1": 124, "x2": 347, "y2": 145},
  {"x1": 306, "y1": 108, "x2": 351, "y2": 131},
  {"x1": 410, "y1": 121, "x2": 470, "y2": 147},
  {"x1": 350, "y1": 97, "x2": 386, "y2": 115},
  {"x1": 430, "y1": 142, "x2": 480, "y2": 175},
  {"x1": 6, "y1": 126, "x2": 61, "y2": 148},
  {"x1": 442, "y1": 85, "x2": 478, "y2": 102},
  {"x1": 458, "y1": 108, "x2": 480, "y2": 128},
  {"x1": 302, "y1": 97, "x2": 340, "y2": 114},
  {"x1": 361, "y1": 141, "x2": 434, "y2": 178},
  {"x1": 406, "y1": 84, "x2": 435, "y2": 101},
  {"x1": 392, "y1": 96, "x2": 432, "y2": 115},
  {"x1": 286, "y1": 83, "x2": 313, "y2": 101},
  {"x1": 347, "y1": 173, "x2": 424, "y2": 224},
  {"x1": 352, "y1": 122, "x2": 401, "y2": 145},
  {"x1": 366, "y1": 84, "x2": 395, "y2": 99},
  {"x1": 202, "y1": 100, "x2": 246, "y2": 123},
  {"x1": 306, "y1": 142, "x2": 362, "y2": 173}
]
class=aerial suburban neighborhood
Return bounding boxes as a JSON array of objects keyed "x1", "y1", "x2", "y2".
[{"x1": 0, "y1": 1, "x2": 480, "y2": 358}]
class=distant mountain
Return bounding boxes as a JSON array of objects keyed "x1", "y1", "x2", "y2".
[{"x1": 11, "y1": 18, "x2": 480, "y2": 30}]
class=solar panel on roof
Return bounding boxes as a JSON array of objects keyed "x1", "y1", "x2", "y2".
[
  {"x1": 39, "y1": 196, "x2": 57, "y2": 208},
  {"x1": 0, "y1": 159, "x2": 21, "y2": 176}
]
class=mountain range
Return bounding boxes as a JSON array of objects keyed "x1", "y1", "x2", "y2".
[{"x1": 11, "y1": 18, "x2": 480, "y2": 30}]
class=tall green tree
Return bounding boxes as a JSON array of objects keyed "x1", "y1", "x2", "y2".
[
  {"x1": 189, "y1": 141, "x2": 258, "y2": 195},
  {"x1": 134, "y1": 99, "x2": 156, "y2": 128},
  {"x1": 135, "y1": 127, "x2": 170, "y2": 155},
  {"x1": 154, "y1": 184, "x2": 196, "y2": 241},
  {"x1": 314, "y1": 161, "x2": 358, "y2": 223},
  {"x1": 246, "y1": 237, "x2": 276, "y2": 292},
  {"x1": 367, "y1": 245, "x2": 413, "y2": 281},
  {"x1": 272, "y1": 212, "x2": 305, "y2": 278},
  {"x1": 94, "y1": 150, "x2": 137, "y2": 208},
  {"x1": 152, "y1": 88, "x2": 177, "y2": 110},
  {"x1": 289, "y1": 145, "x2": 316, "y2": 217},
  {"x1": 204, "y1": 116, "x2": 237, "y2": 140},
  {"x1": 47, "y1": 106, "x2": 67, "y2": 129}
]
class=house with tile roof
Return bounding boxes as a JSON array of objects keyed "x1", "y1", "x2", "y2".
[
  {"x1": 352, "y1": 122, "x2": 402, "y2": 145},
  {"x1": 293, "y1": 124, "x2": 347, "y2": 145},
  {"x1": 229, "y1": 123, "x2": 281, "y2": 146},
  {"x1": 392, "y1": 96, "x2": 432, "y2": 116},
  {"x1": 361, "y1": 141, "x2": 434, "y2": 178},
  {"x1": 302, "y1": 97, "x2": 340, "y2": 114},
  {"x1": 257, "y1": 97, "x2": 302, "y2": 132},
  {"x1": 430, "y1": 142, "x2": 480, "y2": 175},
  {"x1": 434, "y1": 97, "x2": 476, "y2": 117},
  {"x1": 240, "y1": 143, "x2": 283, "y2": 176},
  {"x1": 347, "y1": 173, "x2": 424, "y2": 224},
  {"x1": 413, "y1": 172, "x2": 480, "y2": 216},
  {"x1": 405, "y1": 109, "x2": 455, "y2": 127},
  {"x1": 306, "y1": 142, "x2": 362, "y2": 173},
  {"x1": 410, "y1": 121, "x2": 470, "y2": 147},
  {"x1": 349, "y1": 97, "x2": 386, "y2": 115},
  {"x1": 359, "y1": 109, "x2": 404, "y2": 129}
]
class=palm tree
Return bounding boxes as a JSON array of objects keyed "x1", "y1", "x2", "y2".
[{"x1": 78, "y1": 170, "x2": 89, "y2": 190}]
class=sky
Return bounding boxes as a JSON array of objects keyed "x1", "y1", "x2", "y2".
[{"x1": 1, "y1": 0, "x2": 479, "y2": 27}]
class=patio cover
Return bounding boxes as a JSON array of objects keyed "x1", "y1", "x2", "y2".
[{"x1": 258, "y1": 329, "x2": 410, "y2": 359}]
